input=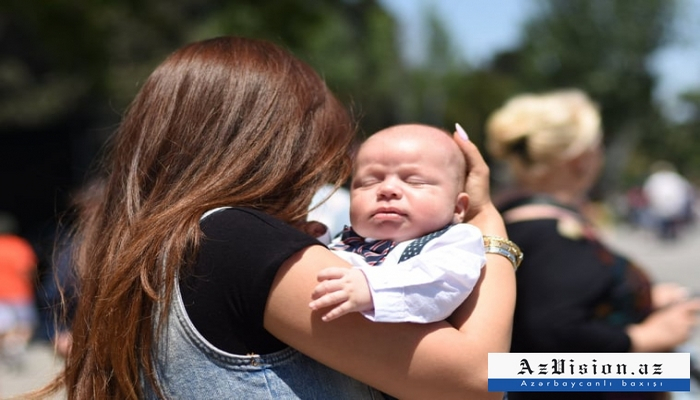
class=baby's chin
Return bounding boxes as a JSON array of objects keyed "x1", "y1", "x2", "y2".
[{"x1": 357, "y1": 226, "x2": 427, "y2": 243}]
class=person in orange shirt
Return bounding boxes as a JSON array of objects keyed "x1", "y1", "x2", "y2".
[{"x1": 0, "y1": 212, "x2": 38, "y2": 365}]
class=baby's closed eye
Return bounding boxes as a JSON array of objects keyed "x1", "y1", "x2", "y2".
[{"x1": 404, "y1": 176, "x2": 431, "y2": 186}]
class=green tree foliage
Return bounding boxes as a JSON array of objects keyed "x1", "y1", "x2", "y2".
[
  {"x1": 1, "y1": 0, "x2": 697, "y2": 235},
  {"x1": 190, "y1": 0, "x2": 407, "y2": 136},
  {"x1": 0, "y1": 0, "x2": 407, "y2": 235},
  {"x1": 398, "y1": 10, "x2": 464, "y2": 127},
  {"x1": 0, "y1": 0, "x2": 405, "y2": 135},
  {"x1": 482, "y1": 0, "x2": 682, "y2": 194},
  {"x1": 652, "y1": 90, "x2": 700, "y2": 183},
  {"x1": 387, "y1": 8, "x2": 510, "y2": 144}
]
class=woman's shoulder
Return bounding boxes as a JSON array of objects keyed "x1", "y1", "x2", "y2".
[
  {"x1": 198, "y1": 207, "x2": 321, "y2": 253},
  {"x1": 201, "y1": 206, "x2": 282, "y2": 226},
  {"x1": 201, "y1": 207, "x2": 303, "y2": 235}
]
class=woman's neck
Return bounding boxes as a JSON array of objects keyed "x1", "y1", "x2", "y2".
[
  {"x1": 545, "y1": 191, "x2": 587, "y2": 209},
  {"x1": 515, "y1": 182, "x2": 587, "y2": 210},
  {"x1": 518, "y1": 166, "x2": 591, "y2": 209}
]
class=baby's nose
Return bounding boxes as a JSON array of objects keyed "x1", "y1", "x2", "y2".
[{"x1": 377, "y1": 179, "x2": 402, "y2": 199}]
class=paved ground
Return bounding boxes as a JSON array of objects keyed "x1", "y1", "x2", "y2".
[
  {"x1": 0, "y1": 341, "x2": 64, "y2": 399},
  {"x1": 1, "y1": 221, "x2": 699, "y2": 399},
  {"x1": 600, "y1": 221, "x2": 700, "y2": 353}
]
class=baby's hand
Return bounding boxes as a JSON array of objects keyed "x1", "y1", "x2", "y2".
[{"x1": 309, "y1": 267, "x2": 373, "y2": 322}]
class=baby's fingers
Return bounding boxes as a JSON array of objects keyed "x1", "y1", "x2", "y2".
[
  {"x1": 309, "y1": 287, "x2": 349, "y2": 310},
  {"x1": 311, "y1": 277, "x2": 344, "y2": 299},
  {"x1": 321, "y1": 302, "x2": 356, "y2": 322},
  {"x1": 316, "y1": 266, "x2": 349, "y2": 282}
]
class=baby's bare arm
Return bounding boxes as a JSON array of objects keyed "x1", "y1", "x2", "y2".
[{"x1": 309, "y1": 267, "x2": 373, "y2": 321}]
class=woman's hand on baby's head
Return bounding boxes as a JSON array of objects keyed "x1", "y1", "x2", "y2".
[{"x1": 453, "y1": 123, "x2": 492, "y2": 222}]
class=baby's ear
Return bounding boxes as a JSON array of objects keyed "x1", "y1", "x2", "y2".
[{"x1": 454, "y1": 192, "x2": 470, "y2": 223}]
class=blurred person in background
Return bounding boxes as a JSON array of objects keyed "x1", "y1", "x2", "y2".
[
  {"x1": 36, "y1": 179, "x2": 105, "y2": 359},
  {"x1": 623, "y1": 186, "x2": 652, "y2": 229},
  {"x1": 486, "y1": 88, "x2": 700, "y2": 400},
  {"x1": 0, "y1": 211, "x2": 38, "y2": 369},
  {"x1": 37, "y1": 237, "x2": 75, "y2": 358},
  {"x1": 642, "y1": 160, "x2": 696, "y2": 241}
]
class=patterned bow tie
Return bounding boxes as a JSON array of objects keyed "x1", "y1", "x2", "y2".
[
  {"x1": 397, "y1": 224, "x2": 450, "y2": 263},
  {"x1": 332, "y1": 227, "x2": 396, "y2": 266}
]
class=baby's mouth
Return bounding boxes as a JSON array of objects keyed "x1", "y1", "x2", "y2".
[{"x1": 372, "y1": 208, "x2": 406, "y2": 220}]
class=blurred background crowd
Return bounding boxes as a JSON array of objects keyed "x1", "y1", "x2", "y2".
[{"x1": 2, "y1": 0, "x2": 700, "y2": 397}]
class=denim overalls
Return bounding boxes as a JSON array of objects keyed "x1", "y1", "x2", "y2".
[{"x1": 143, "y1": 278, "x2": 386, "y2": 399}]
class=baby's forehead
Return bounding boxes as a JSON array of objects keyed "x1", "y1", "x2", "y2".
[
  {"x1": 359, "y1": 124, "x2": 467, "y2": 174},
  {"x1": 364, "y1": 124, "x2": 456, "y2": 152}
]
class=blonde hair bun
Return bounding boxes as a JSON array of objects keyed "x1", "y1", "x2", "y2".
[{"x1": 486, "y1": 89, "x2": 601, "y2": 170}]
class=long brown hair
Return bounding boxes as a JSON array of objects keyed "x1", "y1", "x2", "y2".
[{"x1": 38, "y1": 36, "x2": 354, "y2": 399}]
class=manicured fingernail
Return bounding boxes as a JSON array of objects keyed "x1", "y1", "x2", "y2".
[{"x1": 455, "y1": 123, "x2": 469, "y2": 141}]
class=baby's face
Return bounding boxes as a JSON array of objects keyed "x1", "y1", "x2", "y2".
[{"x1": 350, "y1": 126, "x2": 468, "y2": 243}]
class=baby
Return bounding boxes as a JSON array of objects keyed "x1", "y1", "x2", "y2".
[{"x1": 310, "y1": 123, "x2": 485, "y2": 323}]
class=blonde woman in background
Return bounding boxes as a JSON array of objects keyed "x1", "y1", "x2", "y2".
[{"x1": 486, "y1": 89, "x2": 700, "y2": 400}]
